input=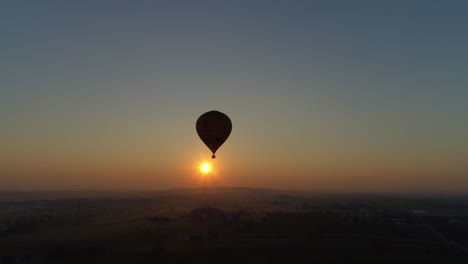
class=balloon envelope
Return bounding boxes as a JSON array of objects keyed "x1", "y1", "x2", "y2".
[{"x1": 196, "y1": 110, "x2": 232, "y2": 158}]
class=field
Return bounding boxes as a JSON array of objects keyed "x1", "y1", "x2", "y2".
[{"x1": 1, "y1": 188, "x2": 468, "y2": 263}]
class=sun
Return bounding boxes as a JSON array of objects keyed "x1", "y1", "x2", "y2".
[{"x1": 200, "y1": 162, "x2": 212, "y2": 174}]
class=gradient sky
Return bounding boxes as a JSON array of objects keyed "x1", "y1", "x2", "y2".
[{"x1": 1, "y1": 1, "x2": 467, "y2": 192}]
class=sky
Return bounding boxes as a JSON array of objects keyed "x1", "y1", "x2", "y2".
[{"x1": 1, "y1": 1, "x2": 467, "y2": 192}]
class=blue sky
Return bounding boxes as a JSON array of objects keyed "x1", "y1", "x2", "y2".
[{"x1": 1, "y1": 1, "x2": 467, "y2": 191}]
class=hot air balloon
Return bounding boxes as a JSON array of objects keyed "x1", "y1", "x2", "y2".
[{"x1": 196, "y1": 110, "x2": 232, "y2": 159}]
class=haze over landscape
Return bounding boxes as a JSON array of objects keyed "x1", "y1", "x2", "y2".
[{"x1": 1, "y1": 1, "x2": 468, "y2": 192}]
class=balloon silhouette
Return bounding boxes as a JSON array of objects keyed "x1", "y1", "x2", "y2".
[{"x1": 196, "y1": 110, "x2": 232, "y2": 159}]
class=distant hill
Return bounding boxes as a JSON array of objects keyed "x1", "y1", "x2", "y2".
[{"x1": 1, "y1": 187, "x2": 467, "y2": 202}]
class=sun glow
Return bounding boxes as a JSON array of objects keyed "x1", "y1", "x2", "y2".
[
  {"x1": 200, "y1": 162, "x2": 212, "y2": 174},
  {"x1": 190, "y1": 158, "x2": 225, "y2": 186}
]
